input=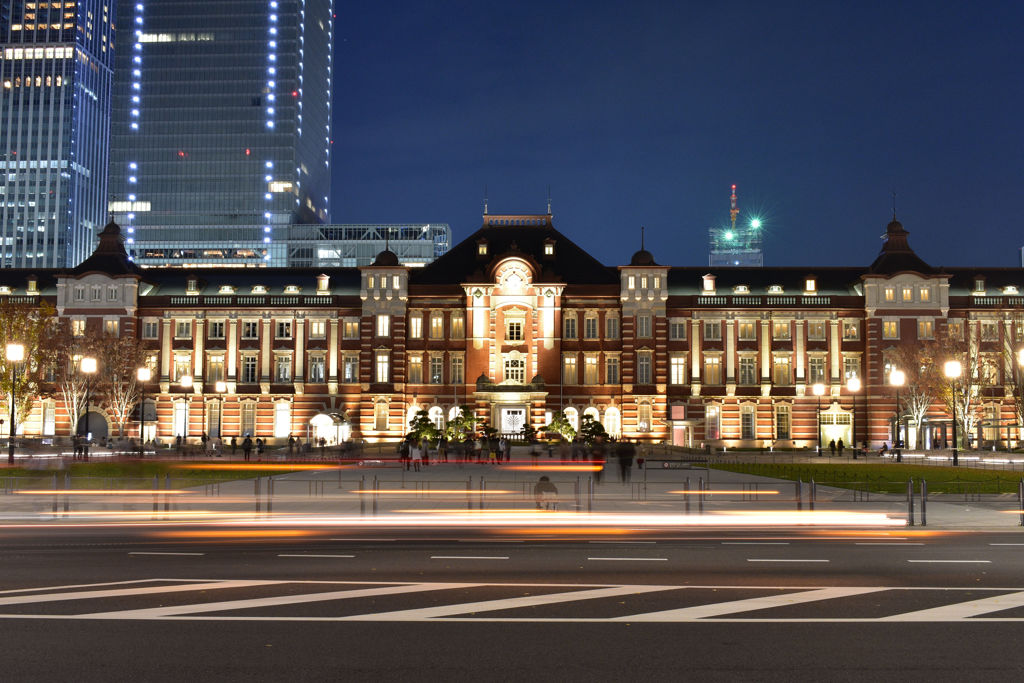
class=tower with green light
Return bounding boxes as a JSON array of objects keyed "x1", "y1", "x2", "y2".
[{"x1": 709, "y1": 184, "x2": 764, "y2": 266}]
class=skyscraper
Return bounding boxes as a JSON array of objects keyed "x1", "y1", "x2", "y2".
[
  {"x1": 0, "y1": 0, "x2": 115, "y2": 268},
  {"x1": 108, "y1": 0, "x2": 333, "y2": 267}
]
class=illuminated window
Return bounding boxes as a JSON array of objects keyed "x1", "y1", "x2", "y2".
[
  {"x1": 309, "y1": 320, "x2": 326, "y2": 339},
  {"x1": 429, "y1": 312, "x2": 444, "y2": 339},
  {"x1": 375, "y1": 350, "x2": 389, "y2": 383},
  {"x1": 175, "y1": 321, "x2": 192, "y2": 339},
  {"x1": 274, "y1": 355, "x2": 291, "y2": 382},
  {"x1": 884, "y1": 287, "x2": 895, "y2": 302},
  {"x1": 741, "y1": 405, "x2": 756, "y2": 439},
  {"x1": 376, "y1": 314, "x2": 389, "y2": 337},
  {"x1": 775, "y1": 405, "x2": 791, "y2": 440},
  {"x1": 343, "y1": 318, "x2": 359, "y2": 339},
  {"x1": 562, "y1": 354, "x2": 577, "y2": 383},
  {"x1": 918, "y1": 319, "x2": 934, "y2": 340},
  {"x1": 505, "y1": 357, "x2": 525, "y2": 384},
  {"x1": 772, "y1": 321, "x2": 791, "y2": 340},
  {"x1": 808, "y1": 356, "x2": 826, "y2": 384},
  {"x1": 274, "y1": 402, "x2": 291, "y2": 438},
  {"x1": 584, "y1": 355, "x2": 599, "y2": 385},
  {"x1": 704, "y1": 356, "x2": 722, "y2": 385},
  {"x1": 807, "y1": 320, "x2": 826, "y2": 341},
  {"x1": 842, "y1": 321, "x2": 860, "y2": 340},
  {"x1": 429, "y1": 356, "x2": 443, "y2": 384},
  {"x1": 637, "y1": 403, "x2": 652, "y2": 433},
  {"x1": 606, "y1": 356, "x2": 619, "y2": 384},
  {"x1": 207, "y1": 356, "x2": 225, "y2": 383},
  {"x1": 772, "y1": 356, "x2": 791, "y2": 385},
  {"x1": 902, "y1": 286, "x2": 913, "y2": 302},
  {"x1": 103, "y1": 319, "x2": 118, "y2": 336},
  {"x1": 919, "y1": 287, "x2": 931, "y2": 302},
  {"x1": 343, "y1": 354, "x2": 359, "y2": 383},
  {"x1": 671, "y1": 356, "x2": 688, "y2": 385},
  {"x1": 882, "y1": 320, "x2": 899, "y2": 339},
  {"x1": 408, "y1": 314, "x2": 423, "y2": 339},
  {"x1": 408, "y1": 356, "x2": 423, "y2": 384},
  {"x1": 374, "y1": 401, "x2": 388, "y2": 431}
]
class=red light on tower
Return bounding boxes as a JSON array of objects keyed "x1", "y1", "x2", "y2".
[
  {"x1": 245, "y1": 148, "x2": 251, "y2": 156},
  {"x1": 292, "y1": 90, "x2": 298, "y2": 97}
]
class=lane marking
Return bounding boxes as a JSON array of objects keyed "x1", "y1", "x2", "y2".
[
  {"x1": 747, "y1": 559, "x2": 829, "y2": 563},
  {"x1": 458, "y1": 539, "x2": 524, "y2": 543},
  {"x1": 724, "y1": 540, "x2": 786, "y2": 548},
  {"x1": 340, "y1": 585, "x2": 677, "y2": 621},
  {"x1": 618, "y1": 587, "x2": 883, "y2": 621},
  {"x1": 989, "y1": 543, "x2": 1024, "y2": 546},
  {"x1": 278, "y1": 554, "x2": 354, "y2": 559},
  {"x1": 589, "y1": 541, "x2": 657, "y2": 544},
  {"x1": 907, "y1": 560, "x2": 991, "y2": 564},
  {"x1": 329, "y1": 538, "x2": 395, "y2": 542},
  {"x1": 587, "y1": 557, "x2": 668, "y2": 562},
  {"x1": 83, "y1": 583, "x2": 474, "y2": 619},
  {"x1": 883, "y1": 590, "x2": 1024, "y2": 621},
  {"x1": 430, "y1": 556, "x2": 508, "y2": 560},
  {"x1": 0, "y1": 578, "x2": 177, "y2": 596},
  {"x1": 855, "y1": 542, "x2": 924, "y2": 546},
  {"x1": 0, "y1": 580, "x2": 279, "y2": 607},
  {"x1": 129, "y1": 551, "x2": 205, "y2": 557}
]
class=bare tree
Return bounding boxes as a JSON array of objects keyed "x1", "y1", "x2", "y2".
[
  {"x1": 887, "y1": 342, "x2": 941, "y2": 448},
  {"x1": 1002, "y1": 330, "x2": 1024, "y2": 445},
  {"x1": 97, "y1": 335, "x2": 146, "y2": 438},
  {"x1": 0, "y1": 299, "x2": 60, "y2": 434},
  {"x1": 936, "y1": 330, "x2": 983, "y2": 449},
  {"x1": 50, "y1": 323, "x2": 101, "y2": 437}
]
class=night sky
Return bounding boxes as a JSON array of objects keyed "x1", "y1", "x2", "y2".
[{"x1": 331, "y1": 1, "x2": 1023, "y2": 268}]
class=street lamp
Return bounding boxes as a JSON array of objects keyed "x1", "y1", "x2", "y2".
[
  {"x1": 812, "y1": 382, "x2": 825, "y2": 456},
  {"x1": 847, "y1": 376, "x2": 861, "y2": 459},
  {"x1": 944, "y1": 360, "x2": 962, "y2": 467},
  {"x1": 6, "y1": 343, "x2": 24, "y2": 465},
  {"x1": 137, "y1": 366, "x2": 151, "y2": 459},
  {"x1": 889, "y1": 369, "x2": 905, "y2": 459},
  {"x1": 80, "y1": 356, "x2": 97, "y2": 461}
]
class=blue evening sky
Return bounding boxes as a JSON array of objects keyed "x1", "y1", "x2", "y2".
[{"x1": 332, "y1": 1, "x2": 1024, "y2": 268}]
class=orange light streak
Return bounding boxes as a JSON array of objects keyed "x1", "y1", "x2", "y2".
[
  {"x1": 152, "y1": 529, "x2": 314, "y2": 539},
  {"x1": 667, "y1": 490, "x2": 779, "y2": 495},
  {"x1": 503, "y1": 465, "x2": 602, "y2": 472},
  {"x1": 173, "y1": 463, "x2": 346, "y2": 471},
  {"x1": 350, "y1": 489, "x2": 513, "y2": 495},
  {"x1": 14, "y1": 489, "x2": 189, "y2": 495}
]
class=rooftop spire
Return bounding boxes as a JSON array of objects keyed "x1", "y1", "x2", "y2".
[{"x1": 547, "y1": 186, "x2": 552, "y2": 215}]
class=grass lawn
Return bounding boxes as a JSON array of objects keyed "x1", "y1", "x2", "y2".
[
  {"x1": 711, "y1": 462, "x2": 1024, "y2": 494},
  {"x1": 0, "y1": 461, "x2": 321, "y2": 489}
]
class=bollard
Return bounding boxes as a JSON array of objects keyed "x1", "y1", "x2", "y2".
[
  {"x1": 698, "y1": 476, "x2": 704, "y2": 515},
  {"x1": 359, "y1": 476, "x2": 365, "y2": 517},
  {"x1": 588, "y1": 476, "x2": 594, "y2": 513},
  {"x1": 1019, "y1": 478, "x2": 1024, "y2": 527},
  {"x1": 921, "y1": 479, "x2": 927, "y2": 527},
  {"x1": 372, "y1": 476, "x2": 379, "y2": 516},
  {"x1": 684, "y1": 477, "x2": 690, "y2": 515},
  {"x1": 810, "y1": 479, "x2": 816, "y2": 512},
  {"x1": 479, "y1": 476, "x2": 485, "y2": 511},
  {"x1": 796, "y1": 479, "x2": 803, "y2": 511},
  {"x1": 907, "y1": 477, "x2": 915, "y2": 526}
]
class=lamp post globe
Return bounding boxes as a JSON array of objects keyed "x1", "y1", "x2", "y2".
[
  {"x1": 944, "y1": 360, "x2": 962, "y2": 466},
  {"x1": 6, "y1": 343, "x2": 24, "y2": 465},
  {"x1": 812, "y1": 382, "x2": 825, "y2": 456},
  {"x1": 847, "y1": 376, "x2": 861, "y2": 458}
]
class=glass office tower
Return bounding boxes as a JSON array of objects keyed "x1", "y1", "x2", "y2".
[
  {"x1": 109, "y1": 0, "x2": 333, "y2": 267},
  {"x1": 0, "y1": 0, "x2": 114, "y2": 268}
]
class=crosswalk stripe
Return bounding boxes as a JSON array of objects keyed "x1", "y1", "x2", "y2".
[
  {"x1": 617, "y1": 587, "x2": 885, "y2": 621},
  {"x1": 83, "y1": 583, "x2": 475, "y2": 619},
  {"x1": 0, "y1": 580, "x2": 279, "y2": 607},
  {"x1": 338, "y1": 585, "x2": 678, "y2": 621},
  {"x1": 881, "y1": 590, "x2": 1024, "y2": 621},
  {"x1": 0, "y1": 578, "x2": 175, "y2": 596}
]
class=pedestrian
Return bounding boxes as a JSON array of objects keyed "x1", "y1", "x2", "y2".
[
  {"x1": 230, "y1": 436, "x2": 237, "y2": 456},
  {"x1": 201, "y1": 432, "x2": 208, "y2": 452},
  {"x1": 837, "y1": 438, "x2": 844, "y2": 457},
  {"x1": 616, "y1": 440, "x2": 634, "y2": 483},
  {"x1": 400, "y1": 439, "x2": 411, "y2": 470},
  {"x1": 411, "y1": 441, "x2": 423, "y2": 472},
  {"x1": 175, "y1": 434, "x2": 183, "y2": 454},
  {"x1": 534, "y1": 476, "x2": 559, "y2": 510},
  {"x1": 502, "y1": 437, "x2": 511, "y2": 462},
  {"x1": 829, "y1": 439, "x2": 836, "y2": 457},
  {"x1": 242, "y1": 436, "x2": 252, "y2": 461},
  {"x1": 256, "y1": 438, "x2": 264, "y2": 458},
  {"x1": 288, "y1": 434, "x2": 295, "y2": 454}
]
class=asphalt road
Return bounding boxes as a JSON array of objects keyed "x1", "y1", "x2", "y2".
[{"x1": 2, "y1": 525, "x2": 1024, "y2": 681}]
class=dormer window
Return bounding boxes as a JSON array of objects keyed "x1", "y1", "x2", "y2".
[
  {"x1": 251, "y1": 285, "x2": 268, "y2": 294},
  {"x1": 218, "y1": 285, "x2": 236, "y2": 294},
  {"x1": 974, "y1": 277, "x2": 986, "y2": 294},
  {"x1": 284, "y1": 285, "x2": 301, "y2": 294},
  {"x1": 1004, "y1": 285, "x2": 1019, "y2": 295},
  {"x1": 477, "y1": 240, "x2": 488, "y2": 256},
  {"x1": 0, "y1": 286, "x2": 11, "y2": 295},
  {"x1": 733, "y1": 284, "x2": 749, "y2": 294},
  {"x1": 768, "y1": 285, "x2": 784, "y2": 294},
  {"x1": 804, "y1": 276, "x2": 817, "y2": 294},
  {"x1": 26, "y1": 276, "x2": 38, "y2": 294},
  {"x1": 316, "y1": 274, "x2": 330, "y2": 294},
  {"x1": 702, "y1": 274, "x2": 716, "y2": 293},
  {"x1": 543, "y1": 240, "x2": 555, "y2": 256},
  {"x1": 186, "y1": 278, "x2": 199, "y2": 295}
]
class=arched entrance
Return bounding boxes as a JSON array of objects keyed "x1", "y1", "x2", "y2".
[
  {"x1": 820, "y1": 402, "x2": 852, "y2": 448},
  {"x1": 309, "y1": 413, "x2": 348, "y2": 446},
  {"x1": 76, "y1": 410, "x2": 108, "y2": 442}
]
